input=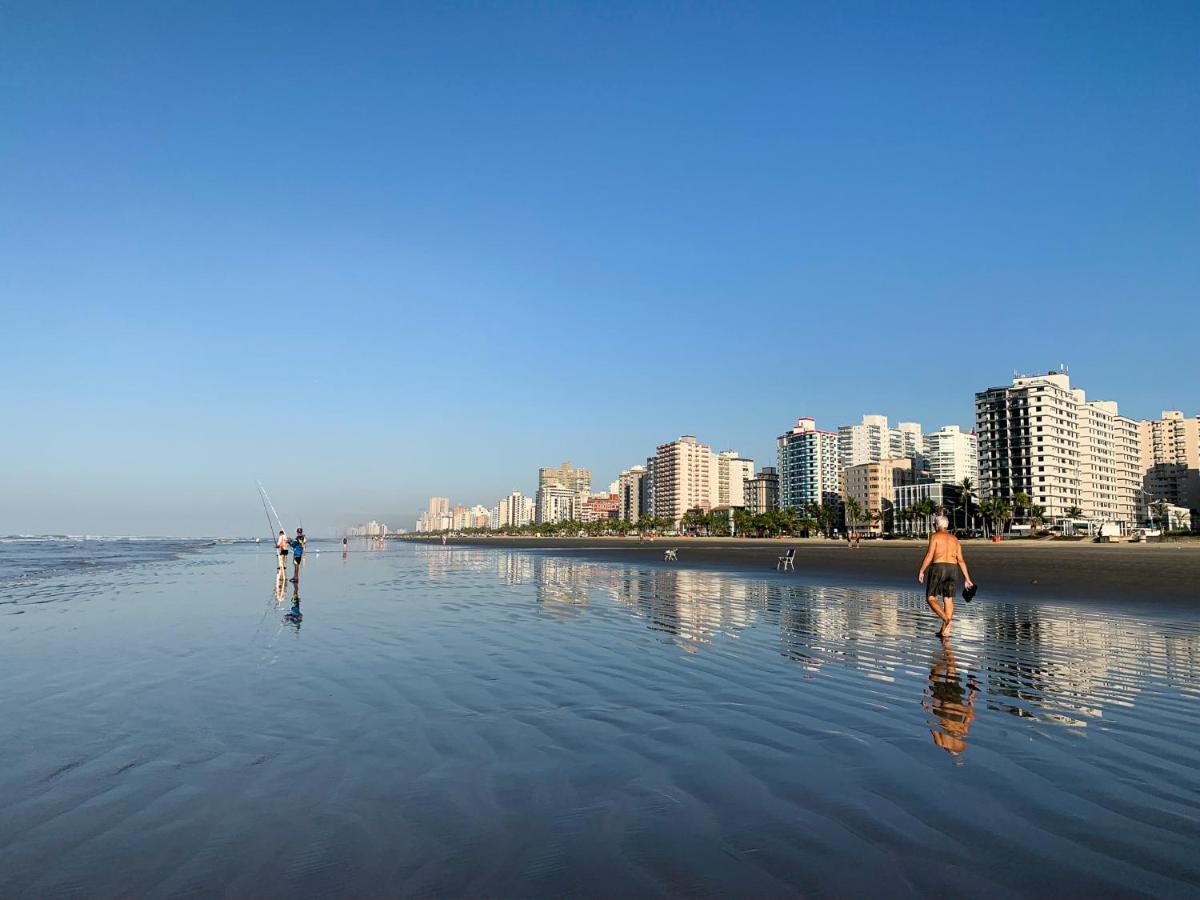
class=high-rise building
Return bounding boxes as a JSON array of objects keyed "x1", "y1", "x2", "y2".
[
  {"x1": 641, "y1": 456, "x2": 656, "y2": 518},
  {"x1": 924, "y1": 425, "x2": 979, "y2": 486},
  {"x1": 709, "y1": 450, "x2": 754, "y2": 509},
  {"x1": 538, "y1": 462, "x2": 591, "y2": 496},
  {"x1": 580, "y1": 493, "x2": 620, "y2": 522},
  {"x1": 617, "y1": 466, "x2": 647, "y2": 521},
  {"x1": 536, "y1": 484, "x2": 577, "y2": 524},
  {"x1": 976, "y1": 370, "x2": 1138, "y2": 527},
  {"x1": 744, "y1": 467, "x2": 779, "y2": 515},
  {"x1": 1139, "y1": 411, "x2": 1200, "y2": 516},
  {"x1": 838, "y1": 415, "x2": 925, "y2": 470},
  {"x1": 653, "y1": 436, "x2": 713, "y2": 527},
  {"x1": 843, "y1": 458, "x2": 916, "y2": 532},
  {"x1": 428, "y1": 497, "x2": 449, "y2": 517},
  {"x1": 1075, "y1": 395, "x2": 1139, "y2": 527},
  {"x1": 777, "y1": 418, "x2": 840, "y2": 511},
  {"x1": 497, "y1": 491, "x2": 535, "y2": 527}
]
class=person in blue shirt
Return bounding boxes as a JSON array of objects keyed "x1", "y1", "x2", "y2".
[{"x1": 289, "y1": 528, "x2": 305, "y2": 582}]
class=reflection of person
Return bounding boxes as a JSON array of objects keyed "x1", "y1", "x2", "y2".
[
  {"x1": 917, "y1": 515, "x2": 974, "y2": 636},
  {"x1": 275, "y1": 567, "x2": 286, "y2": 601},
  {"x1": 924, "y1": 637, "x2": 977, "y2": 757},
  {"x1": 284, "y1": 581, "x2": 303, "y2": 630}
]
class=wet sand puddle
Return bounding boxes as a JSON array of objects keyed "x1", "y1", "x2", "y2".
[{"x1": 1, "y1": 542, "x2": 1197, "y2": 897}]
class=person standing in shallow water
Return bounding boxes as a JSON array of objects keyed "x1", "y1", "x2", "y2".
[
  {"x1": 918, "y1": 515, "x2": 974, "y2": 636},
  {"x1": 289, "y1": 529, "x2": 305, "y2": 582},
  {"x1": 275, "y1": 530, "x2": 289, "y2": 573}
]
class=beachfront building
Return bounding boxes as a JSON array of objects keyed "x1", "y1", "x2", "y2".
[
  {"x1": 975, "y1": 369, "x2": 1139, "y2": 529},
  {"x1": 894, "y1": 482, "x2": 964, "y2": 533},
  {"x1": 843, "y1": 458, "x2": 916, "y2": 533},
  {"x1": 744, "y1": 467, "x2": 779, "y2": 515},
  {"x1": 1075, "y1": 395, "x2": 1140, "y2": 529},
  {"x1": 641, "y1": 457, "x2": 656, "y2": 518},
  {"x1": 617, "y1": 466, "x2": 647, "y2": 521},
  {"x1": 924, "y1": 425, "x2": 979, "y2": 486},
  {"x1": 536, "y1": 485, "x2": 577, "y2": 524},
  {"x1": 837, "y1": 415, "x2": 926, "y2": 470},
  {"x1": 710, "y1": 450, "x2": 754, "y2": 509},
  {"x1": 346, "y1": 520, "x2": 389, "y2": 536},
  {"x1": 580, "y1": 493, "x2": 620, "y2": 523},
  {"x1": 1139, "y1": 411, "x2": 1200, "y2": 519},
  {"x1": 777, "y1": 418, "x2": 840, "y2": 511},
  {"x1": 538, "y1": 461, "x2": 591, "y2": 496},
  {"x1": 496, "y1": 491, "x2": 535, "y2": 528},
  {"x1": 976, "y1": 371, "x2": 1081, "y2": 522},
  {"x1": 653, "y1": 436, "x2": 713, "y2": 528}
]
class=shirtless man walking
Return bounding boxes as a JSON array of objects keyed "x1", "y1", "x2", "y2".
[{"x1": 918, "y1": 515, "x2": 974, "y2": 636}]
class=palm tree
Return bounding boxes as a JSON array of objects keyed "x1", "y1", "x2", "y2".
[
  {"x1": 843, "y1": 496, "x2": 863, "y2": 537},
  {"x1": 1064, "y1": 505, "x2": 1082, "y2": 536},
  {"x1": 1029, "y1": 504, "x2": 1046, "y2": 532},
  {"x1": 1151, "y1": 499, "x2": 1170, "y2": 530},
  {"x1": 1013, "y1": 492, "x2": 1030, "y2": 525},
  {"x1": 733, "y1": 508, "x2": 753, "y2": 538},
  {"x1": 958, "y1": 478, "x2": 976, "y2": 531}
]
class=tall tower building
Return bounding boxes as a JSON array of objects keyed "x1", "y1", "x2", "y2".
[
  {"x1": 777, "y1": 418, "x2": 840, "y2": 511},
  {"x1": 709, "y1": 450, "x2": 754, "y2": 509},
  {"x1": 975, "y1": 370, "x2": 1138, "y2": 527},
  {"x1": 653, "y1": 436, "x2": 713, "y2": 527},
  {"x1": 1139, "y1": 411, "x2": 1200, "y2": 514},
  {"x1": 924, "y1": 425, "x2": 979, "y2": 485}
]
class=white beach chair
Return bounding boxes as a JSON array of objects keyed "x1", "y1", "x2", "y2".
[
  {"x1": 777, "y1": 548, "x2": 795, "y2": 571},
  {"x1": 664, "y1": 549, "x2": 678, "y2": 561}
]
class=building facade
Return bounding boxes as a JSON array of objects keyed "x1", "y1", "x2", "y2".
[
  {"x1": 838, "y1": 415, "x2": 925, "y2": 470},
  {"x1": 1074, "y1": 394, "x2": 1139, "y2": 528},
  {"x1": 744, "y1": 467, "x2": 779, "y2": 515},
  {"x1": 777, "y1": 418, "x2": 840, "y2": 511},
  {"x1": 710, "y1": 450, "x2": 754, "y2": 509},
  {"x1": 653, "y1": 436, "x2": 713, "y2": 528},
  {"x1": 536, "y1": 485, "x2": 577, "y2": 524},
  {"x1": 617, "y1": 466, "x2": 646, "y2": 521},
  {"x1": 1139, "y1": 411, "x2": 1200, "y2": 517},
  {"x1": 842, "y1": 458, "x2": 916, "y2": 532},
  {"x1": 894, "y1": 482, "x2": 965, "y2": 532},
  {"x1": 580, "y1": 493, "x2": 620, "y2": 522},
  {"x1": 924, "y1": 425, "x2": 979, "y2": 486}
]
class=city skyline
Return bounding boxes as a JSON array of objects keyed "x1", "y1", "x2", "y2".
[{"x1": 4, "y1": 3, "x2": 1198, "y2": 536}]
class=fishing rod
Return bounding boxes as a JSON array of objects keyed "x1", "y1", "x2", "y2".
[{"x1": 256, "y1": 480, "x2": 286, "y2": 536}]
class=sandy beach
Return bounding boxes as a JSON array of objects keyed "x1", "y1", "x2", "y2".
[{"x1": 401, "y1": 535, "x2": 1200, "y2": 609}]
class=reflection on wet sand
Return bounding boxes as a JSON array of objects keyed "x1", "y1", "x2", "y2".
[
  {"x1": 413, "y1": 545, "x2": 1200, "y2": 743},
  {"x1": 925, "y1": 637, "x2": 978, "y2": 758}
]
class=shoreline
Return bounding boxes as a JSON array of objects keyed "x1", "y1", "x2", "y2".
[{"x1": 399, "y1": 535, "x2": 1200, "y2": 611}]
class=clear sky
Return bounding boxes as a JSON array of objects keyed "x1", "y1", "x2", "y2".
[{"x1": 3, "y1": 1, "x2": 1197, "y2": 536}]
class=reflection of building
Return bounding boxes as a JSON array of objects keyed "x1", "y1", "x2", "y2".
[
  {"x1": 744, "y1": 467, "x2": 779, "y2": 514},
  {"x1": 778, "y1": 418, "x2": 840, "y2": 511},
  {"x1": 1139, "y1": 411, "x2": 1200, "y2": 519},
  {"x1": 654, "y1": 436, "x2": 713, "y2": 528}
]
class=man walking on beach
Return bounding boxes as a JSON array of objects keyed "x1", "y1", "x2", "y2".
[
  {"x1": 275, "y1": 530, "x2": 289, "y2": 573},
  {"x1": 918, "y1": 515, "x2": 973, "y2": 636}
]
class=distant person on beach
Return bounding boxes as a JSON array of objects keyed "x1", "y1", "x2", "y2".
[
  {"x1": 290, "y1": 529, "x2": 305, "y2": 581},
  {"x1": 917, "y1": 515, "x2": 973, "y2": 636},
  {"x1": 275, "y1": 530, "x2": 289, "y2": 572}
]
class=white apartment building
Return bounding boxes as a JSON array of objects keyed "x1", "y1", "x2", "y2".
[
  {"x1": 497, "y1": 491, "x2": 535, "y2": 527},
  {"x1": 709, "y1": 450, "x2": 754, "y2": 509},
  {"x1": 838, "y1": 415, "x2": 925, "y2": 470},
  {"x1": 777, "y1": 418, "x2": 841, "y2": 510},
  {"x1": 428, "y1": 497, "x2": 449, "y2": 517},
  {"x1": 536, "y1": 485, "x2": 577, "y2": 524},
  {"x1": 653, "y1": 436, "x2": 713, "y2": 527},
  {"x1": 976, "y1": 370, "x2": 1138, "y2": 527},
  {"x1": 1139, "y1": 411, "x2": 1200, "y2": 514},
  {"x1": 924, "y1": 425, "x2": 979, "y2": 485},
  {"x1": 1075, "y1": 394, "x2": 1139, "y2": 527}
]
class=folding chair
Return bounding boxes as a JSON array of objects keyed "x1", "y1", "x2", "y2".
[{"x1": 777, "y1": 548, "x2": 796, "y2": 571}]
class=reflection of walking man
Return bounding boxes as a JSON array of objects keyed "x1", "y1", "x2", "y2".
[
  {"x1": 918, "y1": 515, "x2": 973, "y2": 636},
  {"x1": 925, "y1": 638, "x2": 978, "y2": 757}
]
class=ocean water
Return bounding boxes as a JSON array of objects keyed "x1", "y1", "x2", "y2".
[{"x1": 1, "y1": 540, "x2": 1198, "y2": 897}]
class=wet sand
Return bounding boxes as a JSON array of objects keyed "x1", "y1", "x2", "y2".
[
  {"x1": 404, "y1": 536, "x2": 1200, "y2": 609},
  {"x1": 3, "y1": 541, "x2": 1199, "y2": 897}
]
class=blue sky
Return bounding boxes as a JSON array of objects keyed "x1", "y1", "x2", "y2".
[{"x1": 3, "y1": 1, "x2": 1197, "y2": 536}]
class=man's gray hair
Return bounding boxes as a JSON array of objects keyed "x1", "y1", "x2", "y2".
[{"x1": 934, "y1": 514, "x2": 950, "y2": 530}]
